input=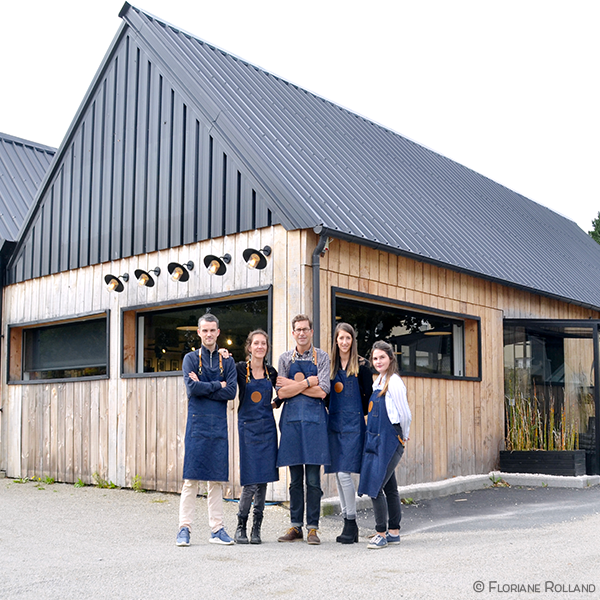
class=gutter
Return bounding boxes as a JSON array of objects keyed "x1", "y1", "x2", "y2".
[{"x1": 311, "y1": 228, "x2": 329, "y2": 347}]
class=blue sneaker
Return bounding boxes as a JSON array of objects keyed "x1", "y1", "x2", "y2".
[
  {"x1": 176, "y1": 527, "x2": 190, "y2": 546},
  {"x1": 367, "y1": 533, "x2": 388, "y2": 549},
  {"x1": 209, "y1": 527, "x2": 234, "y2": 545},
  {"x1": 386, "y1": 532, "x2": 401, "y2": 545}
]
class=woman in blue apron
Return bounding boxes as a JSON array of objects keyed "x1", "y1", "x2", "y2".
[
  {"x1": 326, "y1": 323, "x2": 373, "y2": 544},
  {"x1": 233, "y1": 330, "x2": 278, "y2": 544},
  {"x1": 358, "y1": 340, "x2": 412, "y2": 549}
]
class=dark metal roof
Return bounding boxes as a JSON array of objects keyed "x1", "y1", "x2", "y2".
[
  {"x1": 0, "y1": 133, "x2": 55, "y2": 241},
  {"x1": 119, "y1": 4, "x2": 600, "y2": 309}
]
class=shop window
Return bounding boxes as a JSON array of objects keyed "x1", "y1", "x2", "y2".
[
  {"x1": 124, "y1": 295, "x2": 269, "y2": 375},
  {"x1": 333, "y1": 293, "x2": 479, "y2": 379},
  {"x1": 9, "y1": 315, "x2": 109, "y2": 381}
]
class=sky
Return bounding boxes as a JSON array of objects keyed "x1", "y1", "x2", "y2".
[{"x1": 1, "y1": 0, "x2": 598, "y2": 233}]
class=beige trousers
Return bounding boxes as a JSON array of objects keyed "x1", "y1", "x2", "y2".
[{"x1": 178, "y1": 480, "x2": 224, "y2": 533}]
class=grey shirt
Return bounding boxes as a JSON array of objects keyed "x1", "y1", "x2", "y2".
[{"x1": 276, "y1": 346, "x2": 331, "y2": 404}]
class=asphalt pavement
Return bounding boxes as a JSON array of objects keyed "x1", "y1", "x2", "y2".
[{"x1": 1, "y1": 476, "x2": 599, "y2": 600}]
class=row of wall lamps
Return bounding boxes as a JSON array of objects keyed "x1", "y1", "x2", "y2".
[{"x1": 104, "y1": 246, "x2": 271, "y2": 292}]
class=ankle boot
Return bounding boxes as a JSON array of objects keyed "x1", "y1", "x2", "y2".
[
  {"x1": 234, "y1": 516, "x2": 249, "y2": 544},
  {"x1": 336, "y1": 517, "x2": 359, "y2": 544},
  {"x1": 250, "y1": 513, "x2": 263, "y2": 544}
]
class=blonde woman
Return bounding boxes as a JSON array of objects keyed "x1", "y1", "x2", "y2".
[{"x1": 326, "y1": 323, "x2": 373, "y2": 543}]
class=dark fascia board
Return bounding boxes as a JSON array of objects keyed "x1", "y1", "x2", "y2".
[
  {"x1": 6, "y1": 20, "x2": 131, "y2": 274},
  {"x1": 316, "y1": 226, "x2": 600, "y2": 314},
  {"x1": 119, "y1": 4, "x2": 319, "y2": 232}
]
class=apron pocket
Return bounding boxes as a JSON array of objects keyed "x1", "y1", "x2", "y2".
[{"x1": 364, "y1": 431, "x2": 380, "y2": 454}]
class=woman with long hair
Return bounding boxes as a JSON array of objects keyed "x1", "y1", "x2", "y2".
[
  {"x1": 358, "y1": 340, "x2": 412, "y2": 549},
  {"x1": 326, "y1": 323, "x2": 373, "y2": 543},
  {"x1": 233, "y1": 329, "x2": 278, "y2": 544}
]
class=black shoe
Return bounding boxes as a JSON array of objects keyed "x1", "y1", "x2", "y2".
[
  {"x1": 336, "y1": 517, "x2": 359, "y2": 544},
  {"x1": 234, "y1": 516, "x2": 249, "y2": 544},
  {"x1": 250, "y1": 513, "x2": 263, "y2": 544}
]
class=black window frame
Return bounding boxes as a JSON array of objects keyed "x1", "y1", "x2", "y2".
[
  {"x1": 331, "y1": 287, "x2": 481, "y2": 381},
  {"x1": 7, "y1": 311, "x2": 110, "y2": 384},
  {"x1": 121, "y1": 286, "x2": 272, "y2": 378}
]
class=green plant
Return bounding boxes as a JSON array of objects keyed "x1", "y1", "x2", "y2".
[
  {"x1": 489, "y1": 474, "x2": 510, "y2": 488},
  {"x1": 13, "y1": 477, "x2": 29, "y2": 484},
  {"x1": 401, "y1": 497, "x2": 415, "y2": 505},
  {"x1": 505, "y1": 388, "x2": 579, "y2": 451},
  {"x1": 132, "y1": 475, "x2": 145, "y2": 493},
  {"x1": 44, "y1": 476, "x2": 55, "y2": 485},
  {"x1": 92, "y1": 472, "x2": 118, "y2": 489},
  {"x1": 74, "y1": 478, "x2": 85, "y2": 488}
]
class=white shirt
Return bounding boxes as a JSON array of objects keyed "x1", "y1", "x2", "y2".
[{"x1": 373, "y1": 373, "x2": 412, "y2": 440}]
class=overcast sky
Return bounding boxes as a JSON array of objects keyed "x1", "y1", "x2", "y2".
[{"x1": 1, "y1": 0, "x2": 598, "y2": 232}]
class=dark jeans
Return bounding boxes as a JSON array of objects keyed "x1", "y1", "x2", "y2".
[
  {"x1": 289, "y1": 464, "x2": 322, "y2": 529},
  {"x1": 372, "y1": 445, "x2": 405, "y2": 534},
  {"x1": 238, "y1": 483, "x2": 267, "y2": 519}
]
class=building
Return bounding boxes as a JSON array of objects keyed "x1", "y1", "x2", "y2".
[{"x1": 1, "y1": 3, "x2": 598, "y2": 498}]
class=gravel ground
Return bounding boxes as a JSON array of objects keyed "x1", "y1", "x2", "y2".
[{"x1": 1, "y1": 478, "x2": 599, "y2": 600}]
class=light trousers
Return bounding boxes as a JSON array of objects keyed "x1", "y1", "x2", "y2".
[
  {"x1": 179, "y1": 479, "x2": 224, "y2": 533},
  {"x1": 335, "y1": 472, "x2": 358, "y2": 519}
]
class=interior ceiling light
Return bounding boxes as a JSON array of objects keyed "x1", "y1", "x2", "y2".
[
  {"x1": 134, "y1": 267, "x2": 161, "y2": 287},
  {"x1": 168, "y1": 261, "x2": 194, "y2": 282},
  {"x1": 204, "y1": 253, "x2": 231, "y2": 276},
  {"x1": 243, "y1": 245, "x2": 272, "y2": 270},
  {"x1": 104, "y1": 273, "x2": 129, "y2": 293}
]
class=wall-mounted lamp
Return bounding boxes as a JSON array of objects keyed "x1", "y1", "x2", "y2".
[
  {"x1": 104, "y1": 273, "x2": 129, "y2": 293},
  {"x1": 168, "y1": 261, "x2": 194, "y2": 282},
  {"x1": 204, "y1": 253, "x2": 231, "y2": 276},
  {"x1": 134, "y1": 267, "x2": 161, "y2": 287},
  {"x1": 243, "y1": 245, "x2": 272, "y2": 270}
]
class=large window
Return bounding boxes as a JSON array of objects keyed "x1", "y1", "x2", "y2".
[
  {"x1": 504, "y1": 321, "x2": 598, "y2": 473},
  {"x1": 129, "y1": 295, "x2": 269, "y2": 374},
  {"x1": 10, "y1": 315, "x2": 109, "y2": 381},
  {"x1": 334, "y1": 292, "x2": 478, "y2": 378}
]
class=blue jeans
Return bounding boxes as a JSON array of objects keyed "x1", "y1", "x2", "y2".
[
  {"x1": 289, "y1": 464, "x2": 322, "y2": 529},
  {"x1": 372, "y1": 445, "x2": 404, "y2": 534}
]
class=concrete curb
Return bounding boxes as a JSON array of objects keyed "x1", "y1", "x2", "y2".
[{"x1": 322, "y1": 471, "x2": 600, "y2": 515}]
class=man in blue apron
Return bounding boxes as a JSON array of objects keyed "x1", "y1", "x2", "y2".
[
  {"x1": 176, "y1": 314, "x2": 237, "y2": 547},
  {"x1": 275, "y1": 314, "x2": 330, "y2": 545}
]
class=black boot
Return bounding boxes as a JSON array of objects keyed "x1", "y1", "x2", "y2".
[
  {"x1": 234, "y1": 516, "x2": 249, "y2": 544},
  {"x1": 336, "y1": 517, "x2": 359, "y2": 544},
  {"x1": 250, "y1": 513, "x2": 263, "y2": 544}
]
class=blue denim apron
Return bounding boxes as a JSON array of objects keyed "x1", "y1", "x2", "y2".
[
  {"x1": 357, "y1": 387, "x2": 400, "y2": 498},
  {"x1": 238, "y1": 374, "x2": 279, "y2": 486},
  {"x1": 182, "y1": 349, "x2": 229, "y2": 481},
  {"x1": 325, "y1": 369, "x2": 365, "y2": 474},
  {"x1": 276, "y1": 358, "x2": 330, "y2": 467}
]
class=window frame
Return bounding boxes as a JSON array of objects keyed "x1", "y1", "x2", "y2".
[
  {"x1": 331, "y1": 287, "x2": 481, "y2": 381},
  {"x1": 7, "y1": 311, "x2": 111, "y2": 384},
  {"x1": 120, "y1": 286, "x2": 273, "y2": 378}
]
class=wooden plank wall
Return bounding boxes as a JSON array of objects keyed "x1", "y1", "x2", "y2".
[
  {"x1": 318, "y1": 237, "x2": 600, "y2": 494},
  {"x1": 3, "y1": 224, "x2": 599, "y2": 497},
  {"x1": 1, "y1": 227, "x2": 282, "y2": 498}
]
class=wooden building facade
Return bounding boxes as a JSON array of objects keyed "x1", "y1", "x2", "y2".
[{"x1": 2, "y1": 4, "x2": 600, "y2": 497}]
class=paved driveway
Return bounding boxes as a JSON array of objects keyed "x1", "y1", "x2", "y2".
[{"x1": 1, "y1": 478, "x2": 599, "y2": 600}]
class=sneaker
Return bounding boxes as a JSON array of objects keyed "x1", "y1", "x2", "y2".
[
  {"x1": 209, "y1": 527, "x2": 234, "y2": 545},
  {"x1": 367, "y1": 533, "x2": 388, "y2": 549},
  {"x1": 277, "y1": 526, "x2": 303, "y2": 542},
  {"x1": 306, "y1": 528, "x2": 321, "y2": 545},
  {"x1": 176, "y1": 526, "x2": 190, "y2": 546},
  {"x1": 386, "y1": 532, "x2": 401, "y2": 545}
]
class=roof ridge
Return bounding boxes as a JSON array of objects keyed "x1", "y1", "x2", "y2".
[{"x1": 0, "y1": 132, "x2": 56, "y2": 154}]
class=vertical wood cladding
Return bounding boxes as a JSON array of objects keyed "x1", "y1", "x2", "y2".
[{"x1": 7, "y1": 35, "x2": 276, "y2": 285}]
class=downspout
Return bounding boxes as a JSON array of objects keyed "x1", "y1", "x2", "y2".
[{"x1": 311, "y1": 227, "x2": 329, "y2": 348}]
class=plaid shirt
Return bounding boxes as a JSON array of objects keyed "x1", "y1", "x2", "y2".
[{"x1": 276, "y1": 346, "x2": 331, "y2": 399}]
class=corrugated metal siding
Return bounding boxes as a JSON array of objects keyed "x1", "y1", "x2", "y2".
[
  {"x1": 0, "y1": 133, "x2": 55, "y2": 241},
  {"x1": 6, "y1": 30, "x2": 277, "y2": 285},
  {"x1": 7, "y1": 4, "x2": 600, "y2": 310},
  {"x1": 116, "y1": 5, "x2": 600, "y2": 309}
]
